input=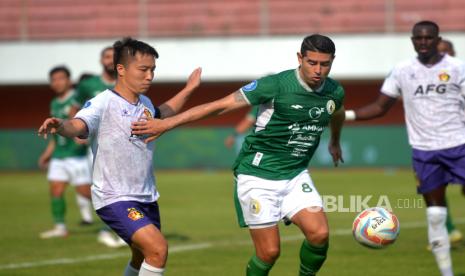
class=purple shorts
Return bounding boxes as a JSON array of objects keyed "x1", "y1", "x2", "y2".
[
  {"x1": 412, "y1": 143, "x2": 465, "y2": 194},
  {"x1": 96, "y1": 200, "x2": 161, "y2": 244}
]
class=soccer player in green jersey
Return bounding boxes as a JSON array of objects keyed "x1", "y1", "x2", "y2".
[
  {"x1": 38, "y1": 66, "x2": 93, "y2": 238},
  {"x1": 71, "y1": 46, "x2": 116, "y2": 113},
  {"x1": 132, "y1": 34, "x2": 345, "y2": 276}
]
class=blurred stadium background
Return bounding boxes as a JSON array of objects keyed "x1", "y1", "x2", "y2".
[
  {"x1": 2, "y1": 0, "x2": 465, "y2": 170},
  {"x1": 0, "y1": 1, "x2": 464, "y2": 275}
]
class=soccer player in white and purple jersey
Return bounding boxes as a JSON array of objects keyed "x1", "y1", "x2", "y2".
[
  {"x1": 345, "y1": 21, "x2": 465, "y2": 276},
  {"x1": 39, "y1": 37, "x2": 202, "y2": 276}
]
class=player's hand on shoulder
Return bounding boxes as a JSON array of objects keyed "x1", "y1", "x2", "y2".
[
  {"x1": 328, "y1": 142, "x2": 344, "y2": 167},
  {"x1": 185, "y1": 67, "x2": 202, "y2": 92},
  {"x1": 38, "y1": 117, "x2": 63, "y2": 139},
  {"x1": 131, "y1": 118, "x2": 166, "y2": 143}
]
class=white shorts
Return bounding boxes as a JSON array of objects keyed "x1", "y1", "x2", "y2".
[
  {"x1": 234, "y1": 169, "x2": 323, "y2": 228},
  {"x1": 47, "y1": 157, "x2": 92, "y2": 186}
]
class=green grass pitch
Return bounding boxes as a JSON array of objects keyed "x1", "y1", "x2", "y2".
[{"x1": 0, "y1": 169, "x2": 464, "y2": 275}]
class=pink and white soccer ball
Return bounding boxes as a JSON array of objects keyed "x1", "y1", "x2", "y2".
[{"x1": 352, "y1": 207, "x2": 400, "y2": 249}]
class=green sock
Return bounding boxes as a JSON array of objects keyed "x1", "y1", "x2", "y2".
[
  {"x1": 246, "y1": 255, "x2": 274, "y2": 276},
  {"x1": 445, "y1": 199, "x2": 455, "y2": 233},
  {"x1": 51, "y1": 197, "x2": 66, "y2": 224},
  {"x1": 299, "y1": 240, "x2": 328, "y2": 276}
]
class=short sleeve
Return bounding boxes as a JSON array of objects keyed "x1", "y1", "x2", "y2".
[
  {"x1": 239, "y1": 75, "x2": 279, "y2": 105},
  {"x1": 74, "y1": 94, "x2": 106, "y2": 138},
  {"x1": 380, "y1": 67, "x2": 401, "y2": 98},
  {"x1": 74, "y1": 81, "x2": 90, "y2": 107}
]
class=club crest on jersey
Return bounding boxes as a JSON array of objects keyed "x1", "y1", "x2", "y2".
[
  {"x1": 438, "y1": 72, "x2": 450, "y2": 82},
  {"x1": 127, "y1": 208, "x2": 144, "y2": 221},
  {"x1": 326, "y1": 100, "x2": 336, "y2": 114},
  {"x1": 242, "y1": 80, "x2": 258, "y2": 92},
  {"x1": 143, "y1": 108, "x2": 153, "y2": 119},
  {"x1": 250, "y1": 199, "x2": 261, "y2": 215},
  {"x1": 309, "y1": 107, "x2": 324, "y2": 119}
]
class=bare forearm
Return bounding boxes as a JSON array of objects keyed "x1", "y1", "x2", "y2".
[
  {"x1": 164, "y1": 101, "x2": 229, "y2": 130},
  {"x1": 58, "y1": 119, "x2": 87, "y2": 138},
  {"x1": 158, "y1": 87, "x2": 195, "y2": 118}
]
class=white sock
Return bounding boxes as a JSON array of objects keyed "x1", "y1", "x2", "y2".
[
  {"x1": 124, "y1": 262, "x2": 139, "y2": 276},
  {"x1": 139, "y1": 260, "x2": 164, "y2": 276},
  {"x1": 76, "y1": 194, "x2": 93, "y2": 223},
  {"x1": 427, "y1": 207, "x2": 453, "y2": 276},
  {"x1": 55, "y1": 223, "x2": 66, "y2": 231}
]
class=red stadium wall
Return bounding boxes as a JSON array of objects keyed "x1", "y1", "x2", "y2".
[{"x1": 0, "y1": 80, "x2": 404, "y2": 129}]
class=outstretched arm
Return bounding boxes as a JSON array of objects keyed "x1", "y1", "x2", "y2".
[
  {"x1": 38, "y1": 117, "x2": 88, "y2": 139},
  {"x1": 132, "y1": 90, "x2": 249, "y2": 143},
  {"x1": 328, "y1": 107, "x2": 345, "y2": 167},
  {"x1": 158, "y1": 67, "x2": 202, "y2": 118},
  {"x1": 345, "y1": 93, "x2": 397, "y2": 121}
]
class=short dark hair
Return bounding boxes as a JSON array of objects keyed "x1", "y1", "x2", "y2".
[
  {"x1": 412, "y1": 20, "x2": 440, "y2": 36},
  {"x1": 113, "y1": 37, "x2": 159, "y2": 71},
  {"x1": 301, "y1": 34, "x2": 336, "y2": 57},
  {"x1": 49, "y1": 65, "x2": 71, "y2": 79}
]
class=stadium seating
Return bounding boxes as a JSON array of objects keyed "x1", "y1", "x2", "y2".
[{"x1": 1, "y1": 0, "x2": 464, "y2": 40}]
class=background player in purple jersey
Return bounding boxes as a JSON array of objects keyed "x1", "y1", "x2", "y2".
[{"x1": 345, "y1": 21, "x2": 465, "y2": 276}]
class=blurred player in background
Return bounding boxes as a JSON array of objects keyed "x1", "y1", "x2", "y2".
[
  {"x1": 39, "y1": 37, "x2": 202, "y2": 276},
  {"x1": 345, "y1": 21, "x2": 465, "y2": 276},
  {"x1": 437, "y1": 39, "x2": 455, "y2": 57},
  {"x1": 38, "y1": 66, "x2": 93, "y2": 238},
  {"x1": 132, "y1": 34, "x2": 345, "y2": 276},
  {"x1": 224, "y1": 106, "x2": 258, "y2": 154},
  {"x1": 70, "y1": 46, "x2": 116, "y2": 114}
]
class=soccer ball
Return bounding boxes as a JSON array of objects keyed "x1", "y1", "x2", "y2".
[{"x1": 352, "y1": 207, "x2": 400, "y2": 249}]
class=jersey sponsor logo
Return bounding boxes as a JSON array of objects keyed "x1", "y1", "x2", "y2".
[
  {"x1": 291, "y1": 104, "x2": 303, "y2": 109},
  {"x1": 326, "y1": 100, "x2": 336, "y2": 114},
  {"x1": 127, "y1": 207, "x2": 144, "y2": 221},
  {"x1": 252, "y1": 152, "x2": 263, "y2": 166},
  {"x1": 414, "y1": 84, "x2": 447, "y2": 95},
  {"x1": 249, "y1": 199, "x2": 261, "y2": 214},
  {"x1": 241, "y1": 80, "x2": 258, "y2": 92},
  {"x1": 438, "y1": 72, "x2": 450, "y2": 82},
  {"x1": 83, "y1": 101, "x2": 91, "y2": 108},
  {"x1": 309, "y1": 107, "x2": 324, "y2": 119}
]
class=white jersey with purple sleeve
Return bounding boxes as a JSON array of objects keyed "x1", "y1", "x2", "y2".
[
  {"x1": 381, "y1": 55, "x2": 465, "y2": 151},
  {"x1": 75, "y1": 89, "x2": 160, "y2": 210}
]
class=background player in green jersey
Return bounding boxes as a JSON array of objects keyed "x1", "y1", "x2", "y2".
[
  {"x1": 71, "y1": 46, "x2": 116, "y2": 113},
  {"x1": 132, "y1": 34, "x2": 345, "y2": 276},
  {"x1": 38, "y1": 66, "x2": 93, "y2": 238}
]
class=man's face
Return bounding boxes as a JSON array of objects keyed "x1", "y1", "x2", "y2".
[
  {"x1": 298, "y1": 51, "x2": 333, "y2": 89},
  {"x1": 50, "y1": 71, "x2": 71, "y2": 95},
  {"x1": 101, "y1": 48, "x2": 115, "y2": 75},
  {"x1": 411, "y1": 26, "x2": 440, "y2": 60},
  {"x1": 120, "y1": 52, "x2": 155, "y2": 94}
]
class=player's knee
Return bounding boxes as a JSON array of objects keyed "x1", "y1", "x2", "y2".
[
  {"x1": 307, "y1": 228, "x2": 329, "y2": 245},
  {"x1": 144, "y1": 240, "x2": 168, "y2": 266},
  {"x1": 258, "y1": 246, "x2": 280, "y2": 263}
]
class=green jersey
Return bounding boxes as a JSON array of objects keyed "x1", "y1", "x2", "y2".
[
  {"x1": 74, "y1": 75, "x2": 114, "y2": 107},
  {"x1": 233, "y1": 69, "x2": 345, "y2": 180},
  {"x1": 50, "y1": 91, "x2": 87, "y2": 158}
]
